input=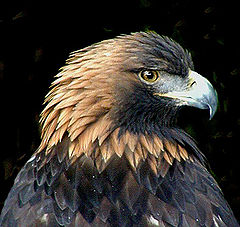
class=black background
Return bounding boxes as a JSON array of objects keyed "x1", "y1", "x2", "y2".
[{"x1": 1, "y1": 0, "x2": 239, "y2": 221}]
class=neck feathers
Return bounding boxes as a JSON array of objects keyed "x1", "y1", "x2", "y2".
[{"x1": 38, "y1": 102, "x2": 196, "y2": 175}]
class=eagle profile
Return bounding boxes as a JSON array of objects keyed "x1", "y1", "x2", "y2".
[{"x1": 0, "y1": 32, "x2": 238, "y2": 226}]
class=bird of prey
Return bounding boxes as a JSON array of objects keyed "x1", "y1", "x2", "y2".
[{"x1": 0, "y1": 32, "x2": 238, "y2": 227}]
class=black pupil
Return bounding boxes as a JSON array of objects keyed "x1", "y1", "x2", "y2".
[{"x1": 145, "y1": 71, "x2": 154, "y2": 80}]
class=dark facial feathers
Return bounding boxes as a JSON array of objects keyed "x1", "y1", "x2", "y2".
[{"x1": 118, "y1": 32, "x2": 194, "y2": 76}]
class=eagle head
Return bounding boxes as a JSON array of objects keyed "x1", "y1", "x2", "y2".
[{"x1": 39, "y1": 32, "x2": 217, "y2": 171}]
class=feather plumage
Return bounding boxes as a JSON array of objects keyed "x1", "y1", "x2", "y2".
[{"x1": 0, "y1": 32, "x2": 238, "y2": 226}]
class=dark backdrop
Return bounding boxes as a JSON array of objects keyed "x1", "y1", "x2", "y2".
[{"x1": 1, "y1": 0, "x2": 239, "y2": 221}]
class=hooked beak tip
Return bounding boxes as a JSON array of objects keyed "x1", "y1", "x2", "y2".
[
  {"x1": 207, "y1": 89, "x2": 218, "y2": 120},
  {"x1": 154, "y1": 70, "x2": 218, "y2": 120}
]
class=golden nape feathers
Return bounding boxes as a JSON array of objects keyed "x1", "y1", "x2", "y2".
[
  {"x1": 1, "y1": 32, "x2": 237, "y2": 227},
  {"x1": 38, "y1": 33, "x2": 192, "y2": 174}
]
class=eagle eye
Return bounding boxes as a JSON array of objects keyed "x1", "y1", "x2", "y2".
[{"x1": 139, "y1": 70, "x2": 159, "y2": 83}]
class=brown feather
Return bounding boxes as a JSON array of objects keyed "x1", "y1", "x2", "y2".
[
  {"x1": 135, "y1": 142, "x2": 147, "y2": 161},
  {"x1": 153, "y1": 136, "x2": 164, "y2": 156},
  {"x1": 97, "y1": 117, "x2": 112, "y2": 145},
  {"x1": 110, "y1": 128, "x2": 121, "y2": 156},
  {"x1": 68, "y1": 140, "x2": 76, "y2": 158},
  {"x1": 158, "y1": 155, "x2": 170, "y2": 177},
  {"x1": 100, "y1": 141, "x2": 114, "y2": 163},
  {"x1": 125, "y1": 147, "x2": 137, "y2": 170},
  {"x1": 178, "y1": 144, "x2": 189, "y2": 160},
  {"x1": 133, "y1": 149, "x2": 143, "y2": 169},
  {"x1": 95, "y1": 151, "x2": 107, "y2": 173},
  {"x1": 116, "y1": 136, "x2": 126, "y2": 158},
  {"x1": 57, "y1": 107, "x2": 72, "y2": 129},
  {"x1": 69, "y1": 125, "x2": 86, "y2": 142},
  {"x1": 123, "y1": 130, "x2": 137, "y2": 152},
  {"x1": 163, "y1": 150, "x2": 174, "y2": 165},
  {"x1": 68, "y1": 116, "x2": 96, "y2": 142},
  {"x1": 44, "y1": 117, "x2": 59, "y2": 144},
  {"x1": 148, "y1": 154, "x2": 158, "y2": 175},
  {"x1": 164, "y1": 140, "x2": 177, "y2": 159},
  {"x1": 139, "y1": 134, "x2": 153, "y2": 155}
]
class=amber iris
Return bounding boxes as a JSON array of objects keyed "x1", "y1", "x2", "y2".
[{"x1": 139, "y1": 70, "x2": 159, "y2": 83}]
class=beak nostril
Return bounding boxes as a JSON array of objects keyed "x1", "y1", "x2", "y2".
[{"x1": 190, "y1": 81, "x2": 196, "y2": 87}]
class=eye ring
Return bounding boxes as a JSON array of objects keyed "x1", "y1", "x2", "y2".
[{"x1": 139, "y1": 70, "x2": 160, "y2": 83}]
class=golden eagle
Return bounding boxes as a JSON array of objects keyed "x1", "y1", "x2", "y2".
[{"x1": 0, "y1": 32, "x2": 238, "y2": 226}]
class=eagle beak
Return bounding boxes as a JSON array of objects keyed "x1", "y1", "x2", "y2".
[{"x1": 159, "y1": 70, "x2": 218, "y2": 120}]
